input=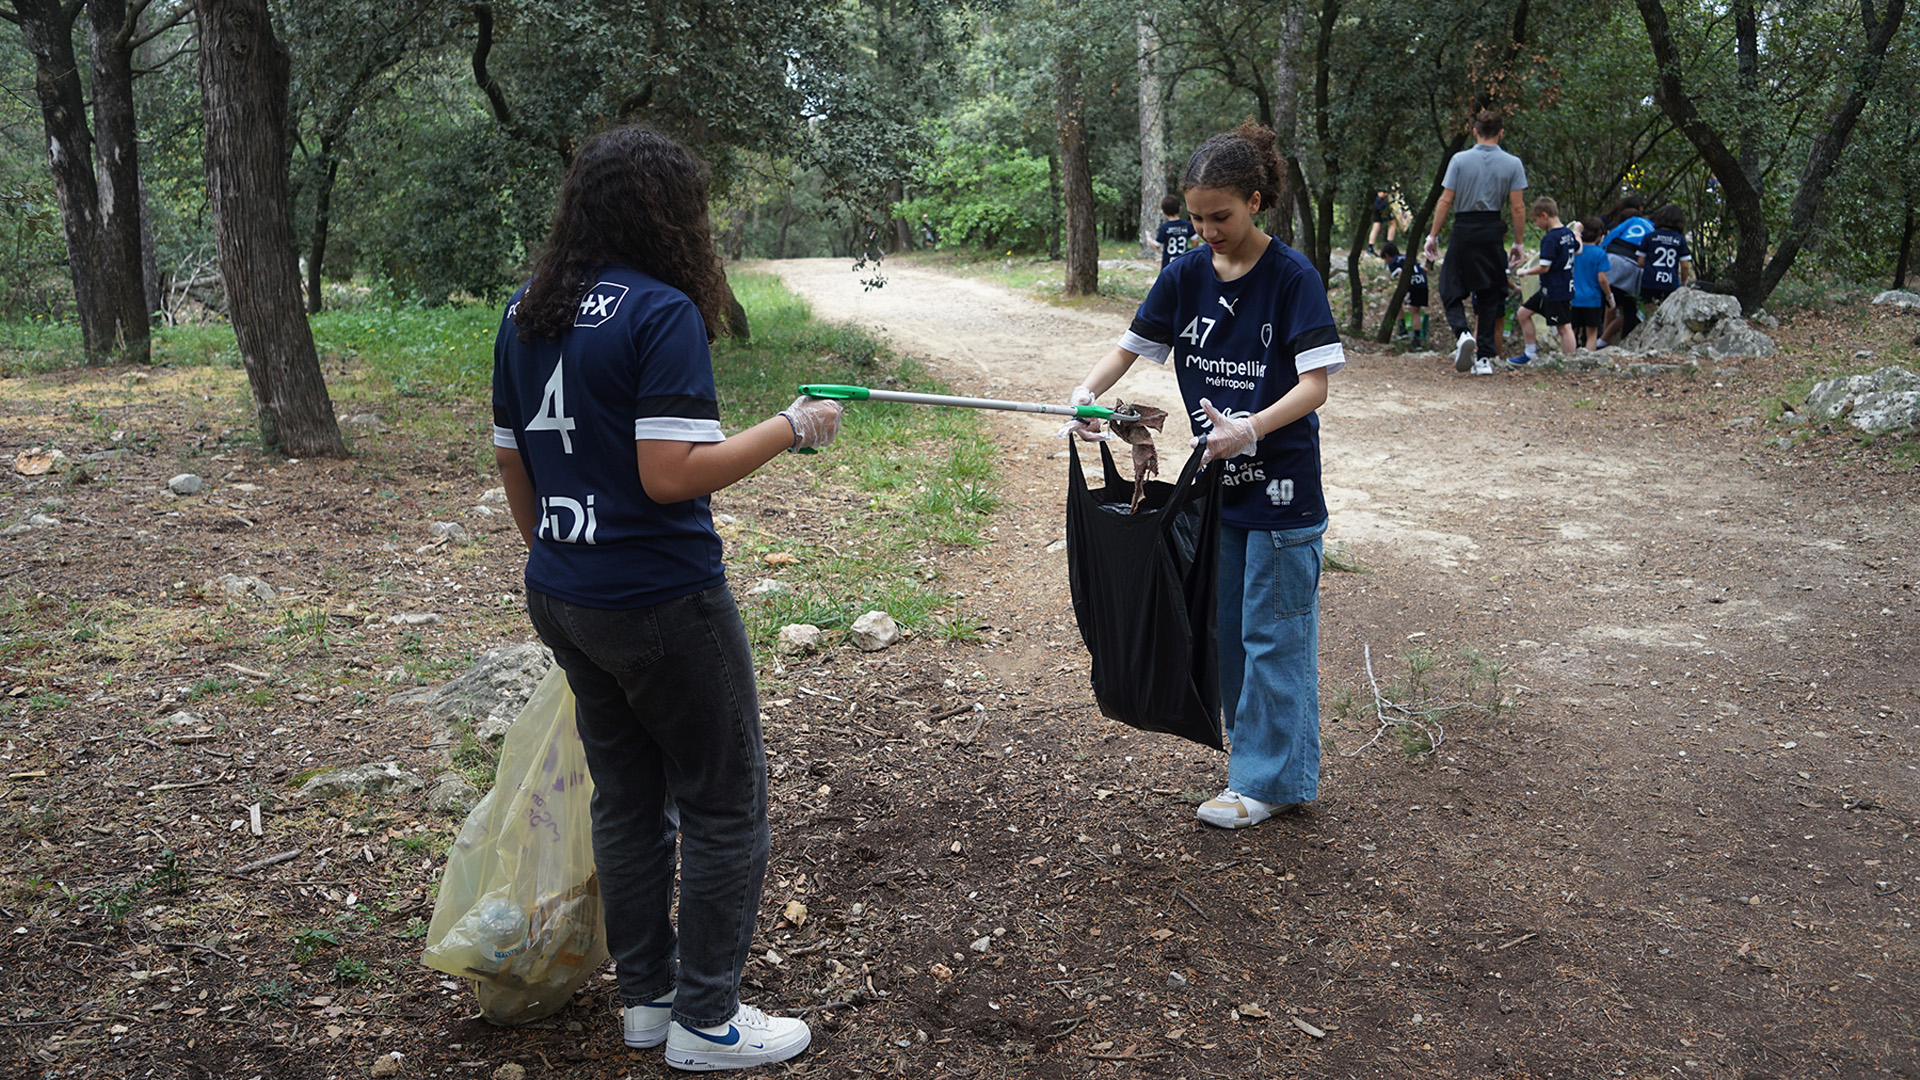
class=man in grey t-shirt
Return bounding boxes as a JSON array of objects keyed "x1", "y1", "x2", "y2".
[{"x1": 1424, "y1": 110, "x2": 1528, "y2": 374}]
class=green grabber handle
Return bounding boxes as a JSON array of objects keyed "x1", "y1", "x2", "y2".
[{"x1": 796, "y1": 383, "x2": 1134, "y2": 422}]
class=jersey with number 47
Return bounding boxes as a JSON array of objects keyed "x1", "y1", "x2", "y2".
[
  {"x1": 1119, "y1": 238, "x2": 1344, "y2": 529},
  {"x1": 491, "y1": 265, "x2": 726, "y2": 609}
]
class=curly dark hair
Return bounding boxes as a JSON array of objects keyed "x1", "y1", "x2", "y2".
[
  {"x1": 515, "y1": 126, "x2": 733, "y2": 342},
  {"x1": 1181, "y1": 120, "x2": 1286, "y2": 214}
]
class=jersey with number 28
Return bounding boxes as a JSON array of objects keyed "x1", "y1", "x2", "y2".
[
  {"x1": 1120, "y1": 238, "x2": 1344, "y2": 529},
  {"x1": 492, "y1": 265, "x2": 726, "y2": 610}
]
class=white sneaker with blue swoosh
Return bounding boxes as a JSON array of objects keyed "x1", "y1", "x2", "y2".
[
  {"x1": 664, "y1": 1003, "x2": 811, "y2": 1071},
  {"x1": 623, "y1": 989, "x2": 676, "y2": 1049}
]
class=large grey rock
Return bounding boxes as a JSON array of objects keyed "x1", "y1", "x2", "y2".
[
  {"x1": 427, "y1": 772, "x2": 480, "y2": 815},
  {"x1": 1709, "y1": 316, "x2": 1776, "y2": 358},
  {"x1": 205, "y1": 573, "x2": 277, "y2": 605},
  {"x1": 300, "y1": 762, "x2": 427, "y2": 799},
  {"x1": 1623, "y1": 287, "x2": 1768, "y2": 357},
  {"x1": 392, "y1": 642, "x2": 553, "y2": 739},
  {"x1": 1846, "y1": 392, "x2": 1920, "y2": 434},
  {"x1": 168, "y1": 473, "x2": 204, "y2": 495},
  {"x1": 850, "y1": 610, "x2": 901, "y2": 651},
  {"x1": 1872, "y1": 290, "x2": 1920, "y2": 309},
  {"x1": 1803, "y1": 367, "x2": 1920, "y2": 421}
]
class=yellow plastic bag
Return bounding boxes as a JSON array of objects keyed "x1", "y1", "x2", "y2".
[{"x1": 422, "y1": 665, "x2": 609, "y2": 1024}]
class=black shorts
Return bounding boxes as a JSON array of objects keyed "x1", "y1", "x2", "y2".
[
  {"x1": 1521, "y1": 298, "x2": 1571, "y2": 326},
  {"x1": 1407, "y1": 284, "x2": 1429, "y2": 307},
  {"x1": 1570, "y1": 305, "x2": 1602, "y2": 329}
]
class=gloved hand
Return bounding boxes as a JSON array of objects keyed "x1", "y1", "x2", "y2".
[
  {"x1": 1191, "y1": 397, "x2": 1257, "y2": 464},
  {"x1": 780, "y1": 396, "x2": 843, "y2": 451},
  {"x1": 1423, "y1": 235, "x2": 1440, "y2": 262},
  {"x1": 1056, "y1": 385, "x2": 1113, "y2": 442},
  {"x1": 1508, "y1": 242, "x2": 1526, "y2": 269}
]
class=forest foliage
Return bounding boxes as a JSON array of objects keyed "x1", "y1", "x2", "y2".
[{"x1": 1, "y1": 0, "x2": 1914, "y2": 348}]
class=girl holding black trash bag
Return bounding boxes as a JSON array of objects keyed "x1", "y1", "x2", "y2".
[
  {"x1": 1065, "y1": 121, "x2": 1343, "y2": 830},
  {"x1": 492, "y1": 125, "x2": 840, "y2": 1070}
]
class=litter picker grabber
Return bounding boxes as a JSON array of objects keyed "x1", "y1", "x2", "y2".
[{"x1": 797, "y1": 384, "x2": 1143, "y2": 424}]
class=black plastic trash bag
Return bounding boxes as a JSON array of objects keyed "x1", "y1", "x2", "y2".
[{"x1": 1065, "y1": 437, "x2": 1224, "y2": 750}]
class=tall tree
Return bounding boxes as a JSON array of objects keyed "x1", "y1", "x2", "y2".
[
  {"x1": 1636, "y1": 0, "x2": 1908, "y2": 311},
  {"x1": 196, "y1": 0, "x2": 345, "y2": 457},
  {"x1": 1056, "y1": 35, "x2": 1098, "y2": 295},
  {"x1": 3, "y1": 0, "x2": 169, "y2": 363},
  {"x1": 1136, "y1": 8, "x2": 1164, "y2": 259}
]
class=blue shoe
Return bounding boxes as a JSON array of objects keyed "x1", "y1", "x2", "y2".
[
  {"x1": 1506, "y1": 354, "x2": 1531, "y2": 367},
  {"x1": 624, "y1": 989, "x2": 676, "y2": 1049}
]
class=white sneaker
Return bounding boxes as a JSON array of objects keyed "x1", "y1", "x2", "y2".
[
  {"x1": 624, "y1": 989, "x2": 675, "y2": 1049},
  {"x1": 1196, "y1": 788, "x2": 1286, "y2": 829},
  {"x1": 1452, "y1": 331, "x2": 1476, "y2": 372},
  {"x1": 665, "y1": 1004, "x2": 811, "y2": 1071},
  {"x1": 1470, "y1": 358, "x2": 1495, "y2": 375}
]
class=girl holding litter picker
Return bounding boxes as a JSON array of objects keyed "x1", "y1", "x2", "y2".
[
  {"x1": 1065, "y1": 121, "x2": 1343, "y2": 830},
  {"x1": 491, "y1": 125, "x2": 839, "y2": 1070}
]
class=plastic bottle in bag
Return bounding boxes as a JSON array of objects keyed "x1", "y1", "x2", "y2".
[{"x1": 474, "y1": 898, "x2": 529, "y2": 966}]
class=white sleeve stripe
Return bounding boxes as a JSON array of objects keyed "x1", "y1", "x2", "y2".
[
  {"x1": 492, "y1": 426, "x2": 518, "y2": 449},
  {"x1": 634, "y1": 417, "x2": 725, "y2": 443},
  {"x1": 1119, "y1": 330, "x2": 1172, "y2": 364},
  {"x1": 1296, "y1": 342, "x2": 1345, "y2": 375}
]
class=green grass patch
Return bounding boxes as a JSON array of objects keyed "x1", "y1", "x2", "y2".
[
  {"x1": 714, "y1": 272, "x2": 997, "y2": 648},
  {"x1": 1330, "y1": 645, "x2": 1513, "y2": 759}
]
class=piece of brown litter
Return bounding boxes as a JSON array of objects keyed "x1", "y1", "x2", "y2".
[{"x1": 1106, "y1": 401, "x2": 1167, "y2": 512}]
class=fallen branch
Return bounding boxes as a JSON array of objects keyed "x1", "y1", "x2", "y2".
[
  {"x1": 230, "y1": 849, "x2": 301, "y2": 875},
  {"x1": 1340, "y1": 644, "x2": 1444, "y2": 759}
]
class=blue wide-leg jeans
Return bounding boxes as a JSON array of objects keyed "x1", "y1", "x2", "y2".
[
  {"x1": 526, "y1": 583, "x2": 769, "y2": 1029},
  {"x1": 1216, "y1": 521, "x2": 1325, "y2": 806}
]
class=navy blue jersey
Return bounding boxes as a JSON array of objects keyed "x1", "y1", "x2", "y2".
[
  {"x1": 1536, "y1": 226, "x2": 1578, "y2": 303},
  {"x1": 1156, "y1": 219, "x2": 1198, "y2": 270},
  {"x1": 1387, "y1": 253, "x2": 1428, "y2": 289},
  {"x1": 1119, "y1": 238, "x2": 1344, "y2": 530},
  {"x1": 492, "y1": 265, "x2": 726, "y2": 610},
  {"x1": 1637, "y1": 228, "x2": 1691, "y2": 292}
]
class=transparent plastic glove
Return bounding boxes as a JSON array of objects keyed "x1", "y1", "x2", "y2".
[
  {"x1": 1423, "y1": 235, "x2": 1440, "y2": 262},
  {"x1": 1190, "y1": 398, "x2": 1257, "y2": 464},
  {"x1": 1508, "y1": 242, "x2": 1526, "y2": 269},
  {"x1": 780, "y1": 396, "x2": 843, "y2": 451},
  {"x1": 1056, "y1": 385, "x2": 1113, "y2": 442}
]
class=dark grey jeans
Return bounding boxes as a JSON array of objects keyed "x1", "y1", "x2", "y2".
[{"x1": 526, "y1": 583, "x2": 770, "y2": 1028}]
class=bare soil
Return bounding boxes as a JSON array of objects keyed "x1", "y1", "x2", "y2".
[{"x1": 3, "y1": 258, "x2": 1918, "y2": 1080}]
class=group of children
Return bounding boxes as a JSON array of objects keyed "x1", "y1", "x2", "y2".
[{"x1": 1376, "y1": 194, "x2": 1695, "y2": 364}]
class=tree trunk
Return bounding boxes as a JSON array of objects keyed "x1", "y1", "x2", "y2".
[
  {"x1": 1047, "y1": 150, "x2": 1061, "y2": 260},
  {"x1": 1136, "y1": 10, "x2": 1164, "y2": 259},
  {"x1": 1305, "y1": 0, "x2": 1339, "y2": 284},
  {"x1": 306, "y1": 144, "x2": 338, "y2": 314},
  {"x1": 1057, "y1": 47, "x2": 1098, "y2": 297},
  {"x1": 196, "y1": 0, "x2": 346, "y2": 458},
  {"x1": 1269, "y1": 0, "x2": 1303, "y2": 244},
  {"x1": 889, "y1": 179, "x2": 911, "y2": 251},
  {"x1": 1376, "y1": 133, "x2": 1468, "y2": 343},
  {"x1": 86, "y1": 0, "x2": 151, "y2": 363},
  {"x1": 14, "y1": 0, "x2": 117, "y2": 361},
  {"x1": 1637, "y1": 0, "x2": 1907, "y2": 312},
  {"x1": 1896, "y1": 201, "x2": 1915, "y2": 290},
  {"x1": 1345, "y1": 191, "x2": 1370, "y2": 335},
  {"x1": 776, "y1": 183, "x2": 794, "y2": 259}
]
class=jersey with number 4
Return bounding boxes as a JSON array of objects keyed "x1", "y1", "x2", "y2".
[
  {"x1": 492, "y1": 265, "x2": 726, "y2": 609},
  {"x1": 1120, "y1": 237, "x2": 1344, "y2": 530}
]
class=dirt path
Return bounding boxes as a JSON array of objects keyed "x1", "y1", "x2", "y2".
[{"x1": 767, "y1": 256, "x2": 1920, "y2": 1076}]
